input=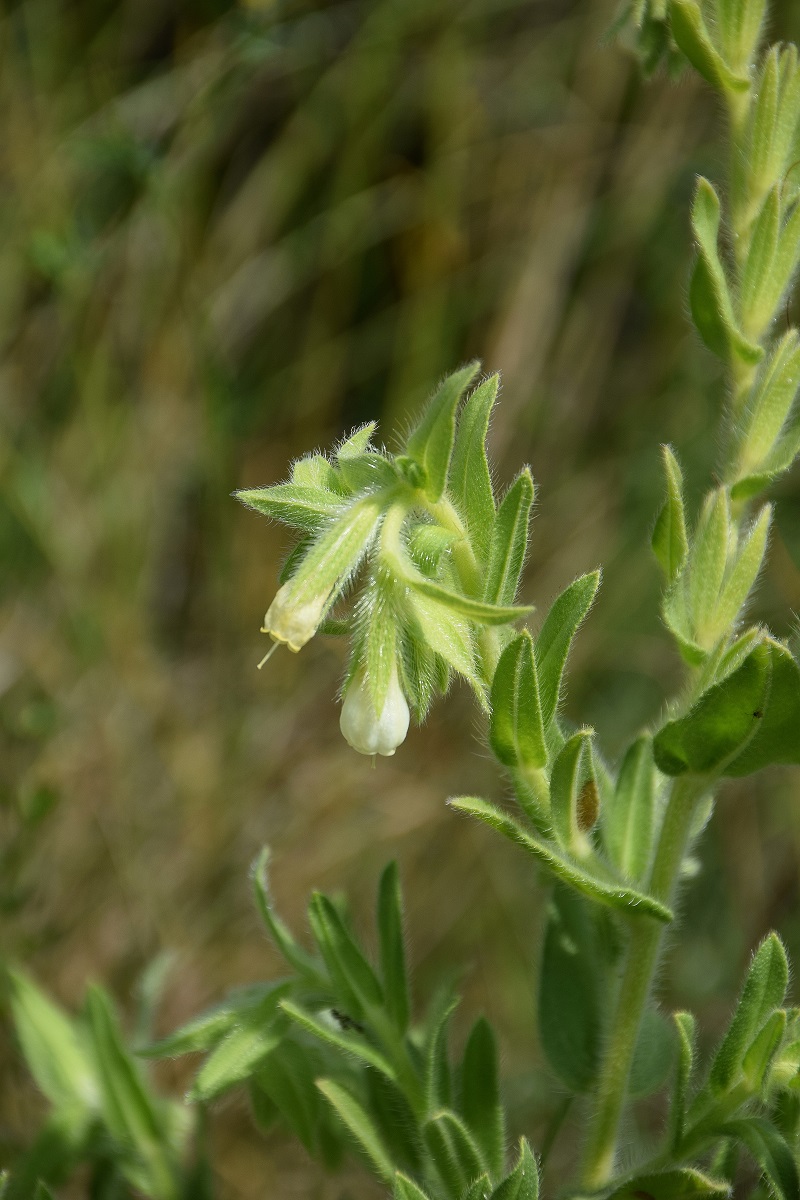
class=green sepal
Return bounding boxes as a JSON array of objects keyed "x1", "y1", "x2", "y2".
[
  {"x1": 337, "y1": 422, "x2": 377, "y2": 460},
  {"x1": 535, "y1": 571, "x2": 601, "y2": 726},
  {"x1": 410, "y1": 574, "x2": 533, "y2": 626},
  {"x1": 449, "y1": 796, "x2": 673, "y2": 921},
  {"x1": 538, "y1": 886, "x2": 611, "y2": 1092},
  {"x1": 489, "y1": 1138, "x2": 539, "y2": 1200},
  {"x1": 189, "y1": 988, "x2": 288, "y2": 1101},
  {"x1": 460, "y1": 1017, "x2": 505, "y2": 1180},
  {"x1": 603, "y1": 736, "x2": 656, "y2": 884},
  {"x1": 408, "y1": 524, "x2": 458, "y2": 577},
  {"x1": 6, "y1": 968, "x2": 97, "y2": 1112},
  {"x1": 307, "y1": 891, "x2": 384, "y2": 1016},
  {"x1": 670, "y1": 1011, "x2": 697, "y2": 1151},
  {"x1": 394, "y1": 1175, "x2": 434, "y2": 1200},
  {"x1": 406, "y1": 363, "x2": 481, "y2": 502},
  {"x1": 607, "y1": 1166, "x2": 730, "y2": 1198},
  {"x1": 653, "y1": 638, "x2": 800, "y2": 777},
  {"x1": 377, "y1": 862, "x2": 410, "y2": 1035},
  {"x1": 652, "y1": 446, "x2": 689, "y2": 583},
  {"x1": 484, "y1": 468, "x2": 535, "y2": 607},
  {"x1": 251, "y1": 847, "x2": 328, "y2": 986},
  {"x1": 719, "y1": 1117, "x2": 800, "y2": 1200},
  {"x1": 669, "y1": 0, "x2": 750, "y2": 94},
  {"x1": 424, "y1": 1110, "x2": 488, "y2": 1197},
  {"x1": 280, "y1": 999, "x2": 396, "y2": 1080},
  {"x1": 234, "y1": 483, "x2": 345, "y2": 531},
  {"x1": 338, "y1": 451, "x2": 396, "y2": 494},
  {"x1": 449, "y1": 374, "x2": 499, "y2": 567},
  {"x1": 317, "y1": 1078, "x2": 395, "y2": 1184},
  {"x1": 489, "y1": 632, "x2": 547, "y2": 771},
  {"x1": 689, "y1": 178, "x2": 762, "y2": 364},
  {"x1": 291, "y1": 453, "x2": 342, "y2": 492},
  {"x1": 708, "y1": 934, "x2": 788, "y2": 1095},
  {"x1": 549, "y1": 728, "x2": 596, "y2": 856},
  {"x1": 462, "y1": 1176, "x2": 492, "y2": 1200}
]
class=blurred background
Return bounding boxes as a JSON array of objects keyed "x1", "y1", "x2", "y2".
[{"x1": 2, "y1": 0, "x2": 800, "y2": 1194}]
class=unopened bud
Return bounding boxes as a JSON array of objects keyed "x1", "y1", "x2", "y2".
[{"x1": 340, "y1": 667, "x2": 410, "y2": 757}]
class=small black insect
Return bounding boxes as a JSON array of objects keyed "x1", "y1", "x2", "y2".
[
  {"x1": 331, "y1": 1008, "x2": 365, "y2": 1035},
  {"x1": 753, "y1": 709, "x2": 764, "y2": 719}
]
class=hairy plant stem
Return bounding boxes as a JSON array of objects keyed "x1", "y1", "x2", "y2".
[{"x1": 579, "y1": 776, "x2": 704, "y2": 1188}]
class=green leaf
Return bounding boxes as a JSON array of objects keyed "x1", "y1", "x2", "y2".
[
  {"x1": 716, "y1": 0, "x2": 767, "y2": 74},
  {"x1": 408, "y1": 524, "x2": 458, "y2": 577},
  {"x1": 394, "y1": 1175, "x2": 433, "y2": 1200},
  {"x1": 450, "y1": 797, "x2": 673, "y2": 921},
  {"x1": 139, "y1": 983, "x2": 281, "y2": 1058},
  {"x1": 424, "y1": 1110, "x2": 487, "y2": 1198},
  {"x1": 338, "y1": 451, "x2": 396, "y2": 493},
  {"x1": 489, "y1": 632, "x2": 547, "y2": 771},
  {"x1": 538, "y1": 887, "x2": 610, "y2": 1092},
  {"x1": 426, "y1": 1003, "x2": 455, "y2": 1112},
  {"x1": 669, "y1": 0, "x2": 750, "y2": 93},
  {"x1": 490, "y1": 1138, "x2": 539, "y2": 1200},
  {"x1": 280, "y1": 999, "x2": 396, "y2": 1081},
  {"x1": 377, "y1": 862, "x2": 410, "y2": 1034},
  {"x1": 755, "y1": 202, "x2": 800, "y2": 334},
  {"x1": 254, "y1": 1040, "x2": 320, "y2": 1152},
  {"x1": 670, "y1": 1011, "x2": 697, "y2": 1151},
  {"x1": 251, "y1": 847, "x2": 327, "y2": 985},
  {"x1": 688, "y1": 488, "x2": 730, "y2": 644},
  {"x1": 709, "y1": 934, "x2": 789, "y2": 1094},
  {"x1": 689, "y1": 178, "x2": 762, "y2": 364},
  {"x1": 462, "y1": 1177, "x2": 492, "y2": 1200},
  {"x1": 407, "y1": 590, "x2": 481, "y2": 695},
  {"x1": 711, "y1": 505, "x2": 771, "y2": 636},
  {"x1": 652, "y1": 446, "x2": 689, "y2": 583},
  {"x1": 535, "y1": 572, "x2": 601, "y2": 727},
  {"x1": 742, "y1": 1009, "x2": 786, "y2": 1093},
  {"x1": 733, "y1": 331, "x2": 800, "y2": 481},
  {"x1": 449, "y1": 375, "x2": 499, "y2": 567},
  {"x1": 337, "y1": 422, "x2": 377, "y2": 460},
  {"x1": 317, "y1": 1078, "x2": 395, "y2": 1184},
  {"x1": 460, "y1": 1017, "x2": 505, "y2": 1180},
  {"x1": 603, "y1": 736, "x2": 656, "y2": 883},
  {"x1": 291, "y1": 453, "x2": 342, "y2": 491},
  {"x1": 410, "y1": 575, "x2": 533, "y2": 626},
  {"x1": 189, "y1": 989, "x2": 288, "y2": 1101},
  {"x1": 406, "y1": 363, "x2": 481, "y2": 502},
  {"x1": 308, "y1": 892, "x2": 384, "y2": 1016},
  {"x1": 608, "y1": 1166, "x2": 730, "y2": 1198},
  {"x1": 721, "y1": 1117, "x2": 799, "y2": 1200},
  {"x1": 741, "y1": 188, "x2": 780, "y2": 335},
  {"x1": 630, "y1": 1006, "x2": 675, "y2": 1098},
  {"x1": 550, "y1": 729, "x2": 596, "y2": 855},
  {"x1": 653, "y1": 638, "x2": 800, "y2": 777},
  {"x1": 6, "y1": 968, "x2": 97, "y2": 1112},
  {"x1": 484, "y1": 468, "x2": 535, "y2": 607},
  {"x1": 234, "y1": 483, "x2": 345, "y2": 531}
]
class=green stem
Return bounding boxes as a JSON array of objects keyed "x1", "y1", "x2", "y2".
[{"x1": 579, "y1": 777, "x2": 702, "y2": 1188}]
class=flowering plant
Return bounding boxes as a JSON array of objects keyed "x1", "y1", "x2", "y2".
[{"x1": 6, "y1": 0, "x2": 800, "y2": 1197}]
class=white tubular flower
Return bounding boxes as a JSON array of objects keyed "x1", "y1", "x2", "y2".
[
  {"x1": 340, "y1": 666, "x2": 410, "y2": 757},
  {"x1": 262, "y1": 583, "x2": 331, "y2": 652}
]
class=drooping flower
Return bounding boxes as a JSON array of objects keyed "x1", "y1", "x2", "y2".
[
  {"x1": 340, "y1": 666, "x2": 410, "y2": 757},
  {"x1": 262, "y1": 584, "x2": 332, "y2": 653}
]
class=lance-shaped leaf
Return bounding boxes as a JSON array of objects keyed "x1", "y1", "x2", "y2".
[
  {"x1": 460, "y1": 1017, "x2": 505, "y2": 1180},
  {"x1": 280, "y1": 999, "x2": 396, "y2": 1082},
  {"x1": 740, "y1": 188, "x2": 780, "y2": 335},
  {"x1": 484, "y1": 468, "x2": 535, "y2": 607},
  {"x1": 317, "y1": 1078, "x2": 395, "y2": 1184},
  {"x1": 607, "y1": 1166, "x2": 730, "y2": 1199},
  {"x1": 535, "y1": 572, "x2": 601, "y2": 727},
  {"x1": 654, "y1": 638, "x2": 800, "y2": 777},
  {"x1": 733, "y1": 331, "x2": 800, "y2": 485},
  {"x1": 394, "y1": 1176, "x2": 433, "y2": 1200},
  {"x1": 670, "y1": 1011, "x2": 697, "y2": 1151},
  {"x1": 754, "y1": 203, "x2": 800, "y2": 335},
  {"x1": 377, "y1": 862, "x2": 410, "y2": 1035},
  {"x1": 405, "y1": 363, "x2": 481, "y2": 502},
  {"x1": 716, "y1": 0, "x2": 768, "y2": 76},
  {"x1": 449, "y1": 375, "x2": 499, "y2": 567},
  {"x1": 139, "y1": 982, "x2": 282, "y2": 1059},
  {"x1": 406, "y1": 590, "x2": 484, "y2": 700},
  {"x1": 652, "y1": 446, "x2": 689, "y2": 583},
  {"x1": 489, "y1": 632, "x2": 547, "y2": 771},
  {"x1": 463, "y1": 1176, "x2": 492, "y2": 1200},
  {"x1": 426, "y1": 1002, "x2": 456, "y2": 1112},
  {"x1": 669, "y1": 0, "x2": 750, "y2": 94},
  {"x1": 708, "y1": 934, "x2": 788, "y2": 1094},
  {"x1": 189, "y1": 989, "x2": 288, "y2": 1101},
  {"x1": 235, "y1": 483, "x2": 345, "y2": 531},
  {"x1": 720, "y1": 1118, "x2": 799, "y2": 1200},
  {"x1": 604, "y1": 736, "x2": 656, "y2": 883},
  {"x1": 254, "y1": 1040, "x2": 320, "y2": 1152},
  {"x1": 688, "y1": 488, "x2": 730, "y2": 645},
  {"x1": 490, "y1": 1138, "x2": 539, "y2": 1200},
  {"x1": 308, "y1": 892, "x2": 383, "y2": 1017},
  {"x1": 410, "y1": 575, "x2": 533, "y2": 626},
  {"x1": 709, "y1": 505, "x2": 771, "y2": 638},
  {"x1": 424, "y1": 1110, "x2": 488, "y2": 1198},
  {"x1": 688, "y1": 178, "x2": 762, "y2": 365},
  {"x1": 449, "y1": 797, "x2": 673, "y2": 921},
  {"x1": 538, "y1": 887, "x2": 610, "y2": 1093},
  {"x1": 7, "y1": 969, "x2": 97, "y2": 1112},
  {"x1": 742, "y1": 1009, "x2": 786, "y2": 1093},
  {"x1": 251, "y1": 848, "x2": 328, "y2": 985},
  {"x1": 550, "y1": 729, "x2": 596, "y2": 856}
]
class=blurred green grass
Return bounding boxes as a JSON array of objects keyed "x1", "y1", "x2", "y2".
[{"x1": 1, "y1": 0, "x2": 799, "y2": 1194}]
